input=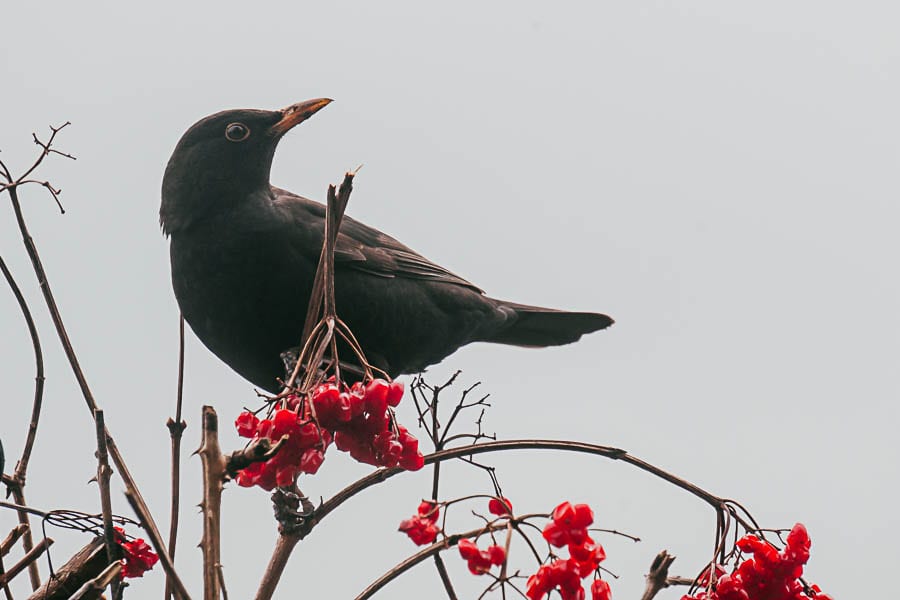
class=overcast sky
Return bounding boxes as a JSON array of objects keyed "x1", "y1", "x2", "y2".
[{"x1": 1, "y1": 2, "x2": 897, "y2": 598}]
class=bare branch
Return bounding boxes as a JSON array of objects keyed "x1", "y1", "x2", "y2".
[
  {"x1": 308, "y1": 439, "x2": 749, "y2": 538},
  {"x1": 640, "y1": 551, "x2": 676, "y2": 600},
  {"x1": 123, "y1": 492, "x2": 192, "y2": 600},
  {"x1": 198, "y1": 406, "x2": 225, "y2": 600},
  {"x1": 253, "y1": 534, "x2": 301, "y2": 600},
  {"x1": 93, "y1": 409, "x2": 120, "y2": 599},
  {"x1": 0, "y1": 537, "x2": 53, "y2": 587},
  {"x1": 354, "y1": 518, "x2": 539, "y2": 600},
  {"x1": 165, "y1": 314, "x2": 188, "y2": 600},
  {"x1": 0, "y1": 525, "x2": 28, "y2": 558},
  {"x1": 0, "y1": 252, "x2": 45, "y2": 589}
]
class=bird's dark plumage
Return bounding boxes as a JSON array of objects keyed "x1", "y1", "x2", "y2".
[{"x1": 161, "y1": 99, "x2": 612, "y2": 392}]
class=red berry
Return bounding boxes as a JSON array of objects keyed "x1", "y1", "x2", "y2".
[
  {"x1": 487, "y1": 544, "x2": 506, "y2": 566},
  {"x1": 458, "y1": 539, "x2": 480, "y2": 560},
  {"x1": 488, "y1": 496, "x2": 513, "y2": 516},
  {"x1": 386, "y1": 380, "x2": 404, "y2": 406},
  {"x1": 235, "y1": 412, "x2": 260, "y2": 438},
  {"x1": 590, "y1": 579, "x2": 611, "y2": 600},
  {"x1": 417, "y1": 500, "x2": 440, "y2": 523},
  {"x1": 297, "y1": 448, "x2": 324, "y2": 474},
  {"x1": 398, "y1": 451, "x2": 425, "y2": 471}
]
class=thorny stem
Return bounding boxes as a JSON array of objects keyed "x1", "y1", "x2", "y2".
[
  {"x1": 198, "y1": 407, "x2": 225, "y2": 600},
  {"x1": 4, "y1": 131, "x2": 190, "y2": 599},
  {"x1": 0, "y1": 253, "x2": 44, "y2": 590},
  {"x1": 93, "y1": 410, "x2": 121, "y2": 600},
  {"x1": 165, "y1": 314, "x2": 188, "y2": 600}
]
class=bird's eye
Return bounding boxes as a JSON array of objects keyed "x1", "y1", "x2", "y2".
[{"x1": 225, "y1": 123, "x2": 250, "y2": 142}]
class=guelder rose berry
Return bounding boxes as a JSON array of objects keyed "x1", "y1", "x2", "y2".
[
  {"x1": 234, "y1": 377, "x2": 423, "y2": 490},
  {"x1": 457, "y1": 538, "x2": 506, "y2": 575},
  {"x1": 680, "y1": 523, "x2": 832, "y2": 600},
  {"x1": 399, "y1": 500, "x2": 442, "y2": 546}
]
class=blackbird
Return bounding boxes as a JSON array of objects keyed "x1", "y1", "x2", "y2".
[{"x1": 160, "y1": 99, "x2": 612, "y2": 392}]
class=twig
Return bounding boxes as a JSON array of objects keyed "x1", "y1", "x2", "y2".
[
  {"x1": 0, "y1": 525, "x2": 28, "y2": 558},
  {"x1": 0, "y1": 525, "x2": 27, "y2": 600},
  {"x1": 2, "y1": 483, "x2": 40, "y2": 589},
  {"x1": 0, "y1": 537, "x2": 53, "y2": 587},
  {"x1": 432, "y1": 555, "x2": 458, "y2": 600},
  {"x1": 424, "y1": 373, "x2": 459, "y2": 600},
  {"x1": 0, "y1": 252, "x2": 45, "y2": 589},
  {"x1": 354, "y1": 519, "x2": 538, "y2": 600},
  {"x1": 123, "y1": 492, "x2": 192, "y2": 600},
  {"x1": 640, "y1": 551, "x2": 676, "y2": 600},
  {"x1": 165, "y1": 314, "x2": 188, "y2": 600},
  {"x1": 93, "y1": 409, "x2": 120, "y2": 599},
  {"x1": 198, "y1": 406, "x2": 225, "y2": 600},
  {"x1": 286, "y1": 171, "x2": 355, "y2": 390},
  {"x1": 310, "y1": 440, "x2": 749, "y2": 533}
]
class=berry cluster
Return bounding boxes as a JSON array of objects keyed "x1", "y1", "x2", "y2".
[
  {"x1": 114, "y1": 527, "x2": 159, "y2": 579},
  {"x1": 235, "y1": 378, "x2": 424, "y2": 490},
  {"x1": 682, "y1": 523, "x2": 832, "y2": 600},
  {"x1": 398, "y1": 500, "x2": 441, "y2": 545},
  {"x1": 234, "y1": 409, "x2": 331, "y2": 489},
  {"x1": 527, "y1": 501, "x2": 611, "y2": 600},
  {"x1": 458, "y1": 538, "x2": 507, "y2": 575}
]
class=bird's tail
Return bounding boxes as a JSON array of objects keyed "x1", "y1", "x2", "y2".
[{"x1": 483, "y1": 300, "x2": 613, "y2": 347}]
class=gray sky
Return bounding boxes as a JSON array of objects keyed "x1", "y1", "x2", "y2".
[{"x1": 1, "y1": 1, "x2": 897, "y2": 598}]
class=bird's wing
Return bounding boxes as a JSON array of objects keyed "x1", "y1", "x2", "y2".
[{"x1": 273, "y1": 189, "x2": 483, "y2": 292}]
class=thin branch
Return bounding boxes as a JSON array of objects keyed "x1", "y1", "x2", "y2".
[
  {"x1": 16, "y1": 122, "x2": 73, "y2": 184},
  {"x1": 0, "y1": 252, "x2": 45, "y2": 589},
  {"x1": 165, "y1": 314, "x2": 187, "y2": 600},
  {"x1": 0, "y1": 525, "x2": 28, "y2": 558},
  {"x1": 286, "y1": 171, "x2": 356, "y2": 390},
  {"x1": 0, "y1": 254, "x2": 45, "y2": 480},
  {"x1": 0, "y1": 537, "x2": 53, "y2": 587},
  {"x1": 0, "y1": 525, "x2": 27, "y2": 600},
  {"x1": 432, "y1": 554, "x2": 458, "y2": 600},
  {"x1": 310, "y1": 439, "x2": 748, "y2": 535},
  {"x1": 122, "y1": 492, "x2": 192, "y2": 600},
  {"x1": 354, "y1": 519, "x2": 537, "y2": 600}
]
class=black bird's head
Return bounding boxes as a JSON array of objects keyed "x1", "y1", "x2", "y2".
[{"x1": 160, "y1": 98, "x2": 332, "y2": 235}]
